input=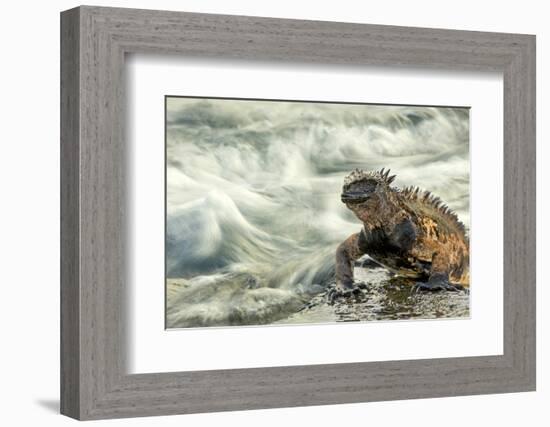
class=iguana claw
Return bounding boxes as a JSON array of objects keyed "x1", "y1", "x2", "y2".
[{"x1": 327, "y1": 282, "x2": 366, "y2": 304}]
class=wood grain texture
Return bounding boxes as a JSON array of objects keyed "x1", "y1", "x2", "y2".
[
  {"x1": 60, "y1": 5, "x2": 536, "y2": 420},
  {"x1": 60, "y1": 7, "x2": 80, "y2": 419}
]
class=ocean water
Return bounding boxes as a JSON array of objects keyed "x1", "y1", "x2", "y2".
[{"x1": 165, "y1": 97, "x2": 470, "y2": 328}]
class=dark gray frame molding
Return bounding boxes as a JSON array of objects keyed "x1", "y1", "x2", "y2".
[{"x1": 60, "y1": 5, "x2": 536, "y2": 420}]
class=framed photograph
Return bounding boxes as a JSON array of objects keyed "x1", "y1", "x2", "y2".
[{"x1": 60, "y1": 6, "x2": 536, "y2": 420}]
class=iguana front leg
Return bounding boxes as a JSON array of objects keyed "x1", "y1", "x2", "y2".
[
  {"x1": 328, "y1": 231, "x2": 369, "y2": 303},
  {"x1": 334, "y1": 219, "x2": 414, "y2": 295},
  {"x1": 334, "y1": 230, "x2": 369, "y2": 292},
  {"x1": 413, "y1": 252, "x2": 463, "y2": 292}
]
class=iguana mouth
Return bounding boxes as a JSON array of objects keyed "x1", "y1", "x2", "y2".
[{"x1": 341, "y1": 191, "x2": 370, "y2": 204}]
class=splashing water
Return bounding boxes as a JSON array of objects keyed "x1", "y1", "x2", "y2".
[{"x1": 165, "y1": 97, "x2": 469, "y2": 328}]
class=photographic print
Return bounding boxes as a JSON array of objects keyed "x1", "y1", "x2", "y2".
[{"x1": 165, "y1": 96, "x2": 470, "y2": 329}]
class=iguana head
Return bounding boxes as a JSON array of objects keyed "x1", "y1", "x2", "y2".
[{"x1": 341, "y1": 168, "x2": 397, "y2": 223}]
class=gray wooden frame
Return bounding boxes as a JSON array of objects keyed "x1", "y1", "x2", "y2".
[{"x1": 60, "y1": 5, "x2": 536, "y2": 421}]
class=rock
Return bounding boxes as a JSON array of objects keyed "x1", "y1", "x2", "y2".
[{"x1": 288, "y1": 266, "x2": 469, "y2": 323}]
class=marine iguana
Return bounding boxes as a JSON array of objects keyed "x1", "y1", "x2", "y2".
[{"x1": 334, "y1": 168, "x2": 469, "y2": 297}]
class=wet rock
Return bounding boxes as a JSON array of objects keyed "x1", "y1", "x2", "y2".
[{"x1": 286, "y1": 266, "x2": 470, "y2": 323}]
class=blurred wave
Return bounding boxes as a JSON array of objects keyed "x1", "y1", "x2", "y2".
[{"x1": 165, "y1": 97, "x2": 469, "y2": 328}]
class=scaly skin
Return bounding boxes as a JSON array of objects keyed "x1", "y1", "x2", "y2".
[{"x1": 335, "y1": 168, "x2": 469, "y2": 294}]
